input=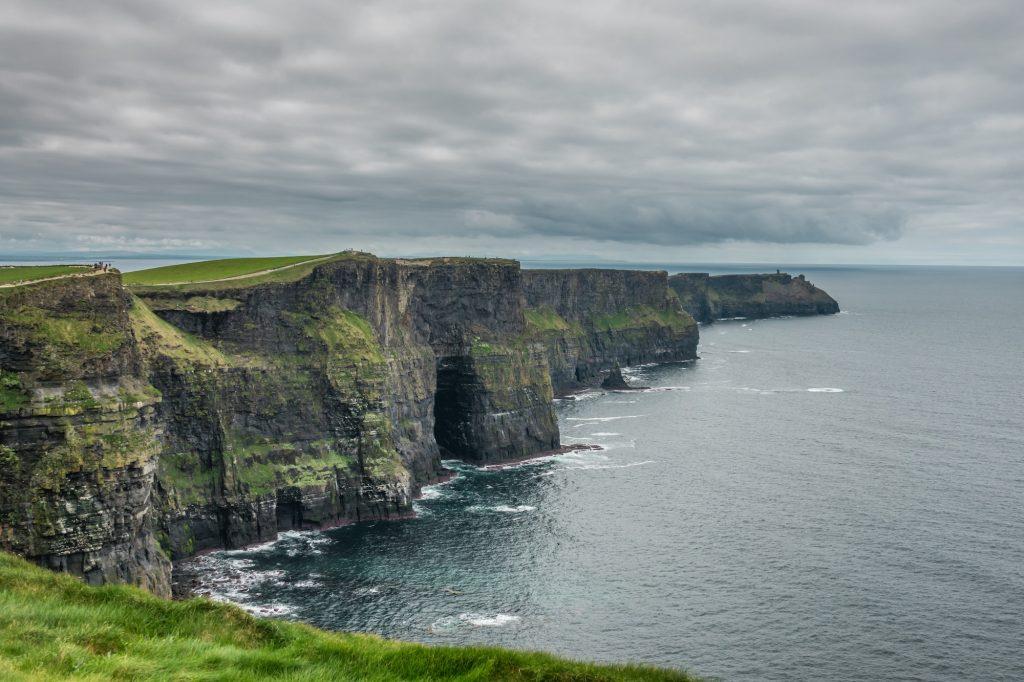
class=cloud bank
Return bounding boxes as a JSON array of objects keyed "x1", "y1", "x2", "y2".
[{"x1": 0, "y1": 0, "x2": 1021, "y2": 262}]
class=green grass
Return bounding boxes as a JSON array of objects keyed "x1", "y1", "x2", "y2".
[
  {"x1": 0, "y1": 305, "x2": 127, "y2": 376},
  {"x1": 123, "y1": 256, "x2": 329, "y2": 286},
  {"x1": 0, "y1": 553, "x2": 695, "y2": 681},
  {"x1": 524, "y1": 307, "x2": 575, "y2": 333},
  {"x1": 591, "y1": 305, "x2": 694, "y2": 333},
  {"x1": 128, "y1": 295, "x2": 227, "y2": 366},
  {"x1": 0, "y1": 265, "x2": 93, "y2": 285},
  {"x1": 0, "y1": 370, "x2": 29, "y2": 413}
]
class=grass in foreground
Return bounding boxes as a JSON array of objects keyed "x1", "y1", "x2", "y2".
[
  {"x1": 122, "y1": 255, "x2": 328, "y2": 286},
  {"x1": 0, "y1": 553, "x2": 696, "y2": 681},
  {"x1": 0, "y1": 265, "x2": 93, "y2": 285}
]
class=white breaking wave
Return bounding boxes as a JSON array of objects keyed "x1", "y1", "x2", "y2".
[
  {"x1": 353, "y1": 586, "x2": 381, "y2": 596},
  {"x1": 567, "y1": 460, "x2": 655, "y2": 471},
  {"x1": 223, "y1": 527, "x2": 332, "y2": 556},
  {"x1": 419, "y1": 473, "x2": 460, "y2": 500},
  {"x1": 565, "y1": 415, "x2": 643, "y2": 422},
  {"x1": 241, "y1": 602, "x2": 298, "y2": 618},
  {"x1": 807, "y1": 387, "x2": 845, "y2": 393},
  {"x1": 469, "y1": 504, "x2": 536, "y2": 513},
  {"x1": 590, "y1": 432, "x2": 621, "y2": 436},
  {"x1": 459, "y1": 613, "x2": 521, "y2": 627},
  {"x1": 567, "y1": 391, "x2": 602, "y2": 401}
]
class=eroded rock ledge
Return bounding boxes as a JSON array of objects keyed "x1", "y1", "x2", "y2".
[{"x1": 1, "y1": 255, "x2": 704, "y2": 594}]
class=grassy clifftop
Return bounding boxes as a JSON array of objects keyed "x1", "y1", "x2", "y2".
[
  {"x1": 0, "y1": 552, "x2": 695, "y2": 681},
  {"x1": 123, "y1": 255, "x2": 332, "y2": 287},
  {"x1": 0, "y1": 265, "x2": 95, "y2": 285}
]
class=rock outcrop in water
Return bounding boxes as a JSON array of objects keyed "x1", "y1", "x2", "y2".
[
  {"x1": 1, "y1": 254, "x2": 703, "y2": 593},
  {"x1": 600, "y1": 364, "x2": 646, "y2": 391},
  {"x1": 667, "y1": 272, "x2": 839, "y2": 324}
]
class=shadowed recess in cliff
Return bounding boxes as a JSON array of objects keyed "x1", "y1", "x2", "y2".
[{"x1": 434, "y1": 347, "x2": 560, "y2": 464}]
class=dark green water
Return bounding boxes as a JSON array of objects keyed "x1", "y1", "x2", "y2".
[{"x1": 182, "y1": 267, "x2": 1024, "y2": 681}]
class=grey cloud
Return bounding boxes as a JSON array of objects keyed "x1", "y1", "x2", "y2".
[{"x1": 0, "y1": 0, "x2": 1021, "y2": 260}]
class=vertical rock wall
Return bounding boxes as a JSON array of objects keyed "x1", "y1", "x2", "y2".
[
  {"x1": 0, "y1": 274, "x2": 172, "y2": 596},
  {"x1": 522, "y1": 269, "x2": 699, "y2": 393}
]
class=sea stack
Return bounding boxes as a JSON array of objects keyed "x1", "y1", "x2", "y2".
[{"x1": 601, "y1": 363, "x2": 637, "y2": 390}]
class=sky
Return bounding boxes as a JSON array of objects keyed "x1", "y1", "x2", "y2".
[{"x1": 1, "y1": 1, "x2": 1022, "y2": 265}]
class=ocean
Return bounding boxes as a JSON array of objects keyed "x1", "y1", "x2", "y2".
[{"x1": 176, "y1": 265, "x2": 1024, "y2": 680}]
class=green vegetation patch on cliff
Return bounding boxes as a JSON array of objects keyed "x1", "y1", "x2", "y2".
[
  {"x1": 0, "y1": 370, "x2": 29, "y2": 413},
  {"x1": 0, "y1": 305, "x2": 127, "y2": 374},
  {"x1": 293, "y1": 305, "x2": 383, "y2": 364},
  {"x1": 591, "y1": 305, "x2": 693, "y2": 333},
  {"x1": 467, "y1": 340, "x2": 555, "y2": 407},
  {"x1": 0, "y1": 552, "x2": 695, "y2": 681},
  {"x1": 128, "y1": 295, "x2": 227, "y2": 367},
  {"x1": 226, "y1": 438, "x2": 358, "y2": 497},
  {"x1": 524, "y1": 306, "x2": 579, "y2": 333},
  {"x1": 24, "y1": 419, "x2": 160, "y2": 493},
  {"x1": 0, "y1": 265, "x2": 93, "y2": 285}
]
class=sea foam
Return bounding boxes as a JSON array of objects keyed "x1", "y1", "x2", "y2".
[{"x1": 459, "y1": 613, "x2": 521, "y2": 627}]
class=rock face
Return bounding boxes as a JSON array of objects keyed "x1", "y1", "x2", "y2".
[
  {"x1": 0, "y1": 274, "x2": 172, "y2": 596},
  {"x1": 1, "y1": 256, "x2": 705, "y2": 593},
  {"x1": 522, "y1": 269, "x2": 699, "y2": 393},
  {"x1": 668, "y1": 272, "x2": 839, "y2": 324}
]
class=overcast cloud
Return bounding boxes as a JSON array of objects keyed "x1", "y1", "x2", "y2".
[{"x1": 1, "y1": 0, "x2": 1022, "y2": 263}]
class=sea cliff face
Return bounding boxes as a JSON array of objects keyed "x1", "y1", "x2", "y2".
[
  {"x1": 668, "y1": 272, "x2": 839, "y2": 324},
  {"x1": 523, "y1": 269, "x2": 699, "y2": 393},
  {"x1": 0, "y1": 274, "x2": 172, "y2": 595},
  {"x1": 1, "y1": 257, "x2": 706, "y2": 593}
]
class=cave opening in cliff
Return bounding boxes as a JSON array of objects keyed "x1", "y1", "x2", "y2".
[{"x1": 433, "y1": 356, "x2": 479, "y2": 460}]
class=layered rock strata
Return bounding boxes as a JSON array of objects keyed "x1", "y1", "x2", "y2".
[{"x1": 522, "y1": 269, "x2": 699, "y2": 393}]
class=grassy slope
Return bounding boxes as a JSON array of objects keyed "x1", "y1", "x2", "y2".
[
  {"x1": 0, "y1": 553, "x2": 695, "y2": 682},
  {"x1": 0, "y1": 265, "x2": 92, "y2": 284},
  {"x1": 122, "y1": 256, "x2": 328, "y2": 286}
]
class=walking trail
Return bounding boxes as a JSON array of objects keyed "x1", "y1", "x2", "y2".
[{"x1": 0, "y1": 255, "x2": 333, "y2": 289}]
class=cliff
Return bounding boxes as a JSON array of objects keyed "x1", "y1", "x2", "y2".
[
  {"x1": 1, "y1": 256, "x2": 562, "y2": 590},
  {"x1": 668, "y1": 272, "x2": 839, "y2": 323},
  {"x1": 1, "y1": 256, "x2": 703, "y2": 593},
  {"x1": 0, "y1": 273, "x2": 172, "y2": 595},
  {"x1": 135, "y1": 255, "x2": 559, "y2": 566},
  {"x1": 523, "y1": 269, "x2": 699, "y2": 393}
]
